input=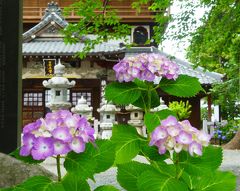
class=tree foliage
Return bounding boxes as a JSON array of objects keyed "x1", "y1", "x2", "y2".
[
  {"x1": 187, "y1": 0, "x2": 240, "y2": 119},
  {"x1": 62, "y1": 0, "x2": 171, "y2": 58},
  {"x1": 63, "y1": 0, "x2": 240, "y2": 119}
]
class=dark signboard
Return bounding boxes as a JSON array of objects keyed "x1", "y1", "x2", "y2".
[{"x1": 0, "y1": 1, "x2": 22, "y2": 153}]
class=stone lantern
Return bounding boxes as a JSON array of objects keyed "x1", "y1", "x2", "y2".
[
  {"x1": 97, "y1": 99, "x2": 120, "y2": 139},
  {"x1": 42, "y1": 59, "x2": 75, "y2": 112},
  {"x1": 71, "y1": 96, "x2": 93, "y2": 119},
  {"x1": 126, "y1": 104, "x2": 144, "y2": 135}
]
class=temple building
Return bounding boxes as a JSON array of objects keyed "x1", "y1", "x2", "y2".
[{"x1": 22, "y1": 1, "x2": 222, "y2": 128}]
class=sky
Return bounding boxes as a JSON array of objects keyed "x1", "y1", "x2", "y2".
[{"x1": 161, "y1": 1, "x2": 207, "y2": 61}]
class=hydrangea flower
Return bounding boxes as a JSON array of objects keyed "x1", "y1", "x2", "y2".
[
  {"x1": 150, "y1": 115, "x2": 211, "y2": 156},
  {"x1": 20, "y1": 110, "x2": 95, "y2": 160},
  {"x1": 113, "y1": 53, "x2": 179, "y2": 83}
]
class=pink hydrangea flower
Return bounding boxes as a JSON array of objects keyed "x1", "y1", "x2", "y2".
[
  {"x1": 150, "y1": 115, "x2": 211, "y2": 157},
  {"x1": 113, "y1": 53, "x2": 179, "y2": 83},
  {"x1": 20, "y1": 110, "x2": 95, "y2": 160}
]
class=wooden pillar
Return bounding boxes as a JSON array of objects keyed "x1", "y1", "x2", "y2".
[
  {"x1": 0, "y1": 0, "x2": 22, "y2": 153},
  {"x1": 207, "y1": 94, "x2": 212, "y2": 121}
]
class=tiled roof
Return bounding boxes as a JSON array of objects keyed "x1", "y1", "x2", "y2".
[
  {"x1": 23, "y1": 2, "x2": 68, "y2": 42},
  {"x1": 22, "y1": 40, "x2": 124, "y2": 55},
  {"x1": 125, "y1": 47, "x2": 223, "y2": 84}
]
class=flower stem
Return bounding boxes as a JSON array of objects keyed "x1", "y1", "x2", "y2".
[
  {"x1": 56, "y1": 155, "x2": 62, "y2": 182},
  {"x1": 147, "y1": 85, "x2": 152, "y2": 113},
  {"x1": 175, "y1": 153, "x2": 179, "y2": 179}
]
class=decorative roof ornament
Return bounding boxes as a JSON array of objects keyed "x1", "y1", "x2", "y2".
[{"x1": 43, "y1": 1, "x2": 62, "y2": 20}]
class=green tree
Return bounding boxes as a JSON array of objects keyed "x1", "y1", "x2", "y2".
[
  {"x1": 63, "y1": 0, "x2": 239, "y2": 120},
  {"x1": 187, "y1": 0, "x2": 240, "y2": 120}
]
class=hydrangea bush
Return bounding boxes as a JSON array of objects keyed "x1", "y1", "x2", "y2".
[{"x1": 5, "y1": 53, "x2": 236, "y2": 191}]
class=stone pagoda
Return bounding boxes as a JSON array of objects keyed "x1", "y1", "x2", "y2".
[
  {"x1": 71, "y1": 96, "x2": 93, "y2": 119},
  {"x1": 126, "y1": 104, "x2": 144, "y2": 135},
  {"x1": 97, "y1": 98, "x2": 119, "y2": 139},
  {"x1": 42, "y1": 59, "x2": 75, "y2": 112}
]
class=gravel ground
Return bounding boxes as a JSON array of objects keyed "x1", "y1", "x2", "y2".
[{"x1": 41, "y1": 149, "x2": 240, "y2": 191}]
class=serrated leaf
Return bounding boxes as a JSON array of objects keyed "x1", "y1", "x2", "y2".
[
  {"x1": 137, "y1": 170, "x2": 188, "y2": 191},
  {"x1": 9, "y1": 176, "x2": 64, "y2": 191},
  {"x1": 94, "y1": 185, "x2": 120, "y2": 191},
  {"x1": 159, "y1": 75, "x2": 204, "y2": 97},
  {"x1": 9, "y1": 148, "x2": 44, "y2": 164},
  {"x1": 179, "y1": 145, "x2": 223, "y2": 176},
  {"x1": 117, "y1": 161, "x2": 153, "y2": 191},
  {"x1": 192, "y1": 171, "x2": 236, "y2": 191},
  {"x1": 105, "y1": 82, "x2": 141, "y2": 105},
  {"x1": 111, "y1": 124, "x2": 145, "y2": 164},
  {"x1": 144, "y1": 109, "x2": 177, "y2": 133},
  {"x1": 64, "y1": 144, "x2": 97, "y2": 180},
  {"x1": 93, "y1": 140, "x2": 116, "y2": 173},
  {"x1": 62, "y1": 173, "x2": 90, "y2": 191},
  {"x1": 132, "y1": 89, "x2": 160, "y2": 110}
]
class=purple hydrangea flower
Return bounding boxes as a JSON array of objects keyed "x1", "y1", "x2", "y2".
[
  {"x1": 20, "y1": 133, "x2": 36, "y2": 156},
  {"x1": 20, "y1": 110, "x2": 95, "y2": 160},
  {"x1": 53, "y1": 140, "x2": 71, "y2": 155},
  {"x1": 176, "y1": 131, "x2": 193, "y2": 145},
  {"x1": 31, "y1": 137, "x2": 54, "y2": 160},
  {"x1": 149, "y1": 126, "x2": 168, "y2": 146},
  {"x1": 52, "y1": 126, "x2": 73, "y2": 143},
  {"x1": 155, "y1": 141, "x2": 167, "y2": 154},
  {"x1": 113, "y1": 53, "x2": 179, "y2": 83},
  {"x1": 149, "y1": 115, "x2": 211, "y2": 157},
  {"x1": 189, "y1": 141, "x2": 202, "y2": 156},
  {"x1": 69, "y1": 137, "x2": 85, "y2": 153},
  {"x1": 23, "y1": 119, "x2": 42, "y2": 134}
]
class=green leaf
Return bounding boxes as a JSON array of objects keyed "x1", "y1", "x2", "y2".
[
  {"x1": 179, "y1": 145, "x2": 223, "y2": 176},
  {"x1": 117, "y1": 161, "x2": 153, "y2": 191},
  {"x1": 144, "y1": 109, "x2": 177, "y2": 133},
  {"x1": 9, "y1": 148, "x2": 43, "y2": 164},
  {"x1": 137, "y1": 170, "x2": 188, "y2": 191},
  {"x1": 93, "y1": 140, "x2": 116, "y2": 173},
  {"x1": 111, "y1": 124, "x2": 145, "y2": 164},
  {"x1": 64, "y1": 144, "x2": 97, "y2": 180},
  {"x1": 152, "y1": 162, "x2": 176, "y2": 178},
  {"x1": 159, "y1": 75, "x2": 204, "y2": 97},
  {"x1": 140, "y1": 141, "x2": 168, "y2": 161},
  {"x1": 133, "y1": 79, "x2": 148, "y2": 89},
  {"x1": 9, "y1": 176, "x2": 64, "y2": 191},
  {"x1": 132, "y1": 89, "x2": 160, "y2": 110},
  {"x1": 94, "y1": 185, "x2": 120, "y2": 191},
  {"x1": 105, "y1": 82, "x2": 141, "y2": 105},
  {"x1": 62, "y1": 173, "x2": 90, "y2": 191},
  {"x1": 192, "y1": 171, "x2": 236, "y2": 191}
]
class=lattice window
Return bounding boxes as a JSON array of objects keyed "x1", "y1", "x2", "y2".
[
  {"x1": 72, "y1": 92, "x2": 92, "y2": 106},
  {"x1": 45, "y1": 90, "x2": 70, "y2": 104},
  {"x1": 23, "y1": 92, "x2": 43, "y2": 106}
]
